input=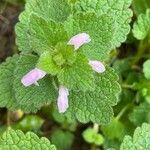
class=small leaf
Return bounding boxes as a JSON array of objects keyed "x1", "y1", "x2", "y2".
[
  {"x1": 51, "y1": 129, "x2": 74, "y2": 150},
  {"x1": 58, "y1": 53, "x2": 95, "y2": 91},
  {"x1": 82, "y1": 128, "x2": 104, "y2": 146},
  {"x1": 37, "y1": 51, "x2": 61, "y2": 75},
  {"x1": 120, "y1": 123, "x2": 150, "y2": 150},
  {"x1": 129, "y1": 102, "x2": 150, "y2": 126},
  {"x1": 143, "y1": 59, "x2": 150, "y2": 79},
  {"x1": 101, "y1": 119, "x2": 125, "y2": 140},
  {"x1": 133, "y1": 9, "x2": 150, "y2": 40},
  {"x1": 0, "y1": 128, "x2": 56, "y2": 150}
]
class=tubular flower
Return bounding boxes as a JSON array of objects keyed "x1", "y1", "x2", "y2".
[
  {"x1": 21, "y1": 68, "x2": 46, "y2": 87},
  {"x1": 57, "y1": 85, "x2": 69, "y2": 113},
  {"x1": 68, "y1": 33, "x2": 91, "y2": 50},
  {"x1": 89, "y1": 60, "x2": 106, "y2": 73}
]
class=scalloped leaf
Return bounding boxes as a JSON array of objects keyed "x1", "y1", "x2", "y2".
[
  {"x1": 120, "y1": 123, "x2": 150, "y2": 150},
  {"x1": 13, "y1": 54, "x2": 57, "y2": 113},
  {"x1": 58, "y1": 53, "x2": 95, "y2": 91},
  {"x1": 143, "y1": 59, "x2": 150, "y2": 79},
  {"x1": 133, "y1": 9, "x2": 150, "y2": 40},
  {"x1": 0, "y1": 128, "x2": 56, "y2": 150},
  {"x1": 64, "y1": 13, "x2": 115, "y2": 61},
  {"x1": 72, "y1": 0, "x2": 132, "y2": 60},
  {"x1": 64, "y1": 67, "x2": 121, "y2": 124},
  {"x1": 15, "y1": 0, "x2": 71, "y2": 53},
  {"x1": 0, "y1": 55, "x2": 19, "y2": 109}
]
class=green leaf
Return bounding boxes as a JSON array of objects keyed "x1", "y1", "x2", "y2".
[
  {"x1": 51, "y1": 129, "x2": 74, "y2": 150},
  {"x1": 120, "y1": 123, "x2": 150, "y2": 150},
  {"x1": 37, "y1": 52, "x2": 61, "y2": 75},
  {"x1": 143, "y1": 59, "x2": 150, "y2": 79},
  {"x1": 15, "y1": 0, "x2": 71, "y2": 52},
  {"x1": 0, "y1": 55, "x2": 19, "y2": 109},
  {"x1": 0, "y1": 128, "x2": 56, "y2": 150},
  {"x1": 133, "y1": 9, "x2": 150, "y2": 40},
  {"x1": 13, "y1": 115, "x2": 44, "y2": 132},
  {"x1": 101, "y1": 119, "x2": 125, "y2": 140},
  {"x1": 82, "y1": 128, "x2": 104, "y2": 146},
  {"x1": 29, "y1": 14, "x2": 68, "y2": 55},
  {"x1": 58, "y1": 53, "x2": 95, "y2": 91},
  {"x1": 13, "y1": 54, "x2": 57, "y2": 113},
  {"x1": 64, "y1": 13, "x2": 115, "y2": 61},
  {"x1": 65, "y1": 67, "x2": 121, "y2": 124},
  {"x1": 129, "y1": 102, "x2": 150, "y2": 126},
  {"x1": 71, "y1": 0, "x2": 132, "y2": 60},
  {"x1": 132, "y1": 0, "x2": 150, "y2": 16}
]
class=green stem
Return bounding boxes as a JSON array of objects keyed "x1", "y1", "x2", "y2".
[
  {"x1": 7, "y1": 110, "x2": 11, "y2": 127},
  {"x1": 132, "y1": 40, "x2": 147, "y2": 65},
  {"x1": 90, "y1": 124, "x2": 99, "y2": 150},
  {"x1": 115, "y1": 104, "x2": 131, "y2": 121},
  {"x1": 121, "y1": 84, "x2": 134, "y2": 89}
]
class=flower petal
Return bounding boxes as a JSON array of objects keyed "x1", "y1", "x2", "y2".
[
  {"x1": 57, "y1": 86, "x2": 69, "y2": 113},
  {"x1": 89, "y1": 60, "x2": 106, "y2": 73},
  {"x1": 68, "y1": 33, "x2": 91, "y2": 50},
  {"x1": 21, "y1": 68, "x2": 46, "y2": 87}
]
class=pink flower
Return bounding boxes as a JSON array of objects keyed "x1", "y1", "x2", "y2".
[
  {"x1": 21, "y1": 68, "x2": 46, "y2": 87},
  {"x1": 89, "y1": 60, "x2": 106, "y2": 73},
  {"x1": 57, "y1": 85, "x2": 69, "y2": 113},
  {"x1": 68, "y1": 33, "x2": 91, "y2": 50}
]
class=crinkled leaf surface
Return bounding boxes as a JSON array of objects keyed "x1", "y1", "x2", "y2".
[
  {"x1": 13, "y1": 54, "x2": 57, "y2": 113},
  {"x1": 129, "y1": 102, "x2": 150, "y2": 126},
  {"x1": 133, "y1": 9, "x2": 150, "y2": 40},
  {"x1": 58, "y1": 53, "x2": 95, "y2": 91},
  {"x1": 64, "y1": 67, "x2": 121, "y2": 124},
  {"x1": 0, "y1": 128, "x2": 56, "y2": 150},
  {"x1": 64, "y1": 13, "x2": 115, "y2": 61},
  {"x1": 72, "y1": 0, "x2": 132, "y2": 60},
  {"x1": 120, "y1": 123, "x2": 150, "y2": 150},
  {"x1": 15, "y1": 0, "x2": 71, "y2": 52},
  {"x1": 37, "y1": 51, "x2": 61, "y2": 75},
  {"x1": 0, "y1": 55, "x2": 19, "y2": 109},
  {"x1": 28, "y1": 14, "x2": 68, "y2": 55},
  {"x1": 143, "y1": 59, "x2": 150, "y2": 79}
]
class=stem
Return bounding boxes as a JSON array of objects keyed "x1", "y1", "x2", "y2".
[
  {"x1": 7, "y1": 110, "x2": 11, "y2": 127},
  {"x1": 121, "y1": 84, "x2": 134, "y2": 89},
  {"x1": 115, "y1": 104, "x2": 130, "y2": 121},
  {"x1": 132, "y1": 40, "x2": 147, "y2": 65},
  {"x1": 90, "y1": 124, "x2": 99, "y2": 150}
]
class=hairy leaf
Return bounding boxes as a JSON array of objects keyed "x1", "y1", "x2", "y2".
[
  {"x1": 0, "y1": 128, "x2": 56, "y2": 150},
  {"x1": 65, "y1": 67, "x2": 121, "y2": 124}
]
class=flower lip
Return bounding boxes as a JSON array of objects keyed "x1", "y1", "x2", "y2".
[
  {"x1": 57, "y1": 85, "x2": 69, "y2": 113},
  {"x1": 21, "y1": 68, "x2": 46, "y2": 87},
  {"x1": 89, "y1": 60, "x2": 106, "y2": 73},
  {"x1": 68, "y1": 33, "x2": 91, "y2": 50}
]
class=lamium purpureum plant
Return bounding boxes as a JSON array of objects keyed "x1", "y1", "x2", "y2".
[{"x1": 0, "y1": 0, "x2": 133, "y2": 125}]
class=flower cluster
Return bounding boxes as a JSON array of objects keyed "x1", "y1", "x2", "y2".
[{"x1": 21, "y1": 33, "x2": 105, "y2": 113}]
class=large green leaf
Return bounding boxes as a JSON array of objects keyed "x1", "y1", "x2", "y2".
[
  {"x1": 13, "y1": 54, "x2": 57, "y2": 112},
  {"x1": 15, "y1": 0, "x2": 71, "y2": 53},
  {"x1": 120, "y1": 123, "x2": 150, "y2": 150},
  {"x1": 0, "y1": 128, "x2": 56, "y2": 150},
  {"x1": 0, "y1": 55, "x2": 19, "y2": 109},
  {"x1": 71, "y1": 0, "x2": 132, "y2": 60},
  {"x1": 64, "y1": 67, "x2": 121, "y2": 124}
]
